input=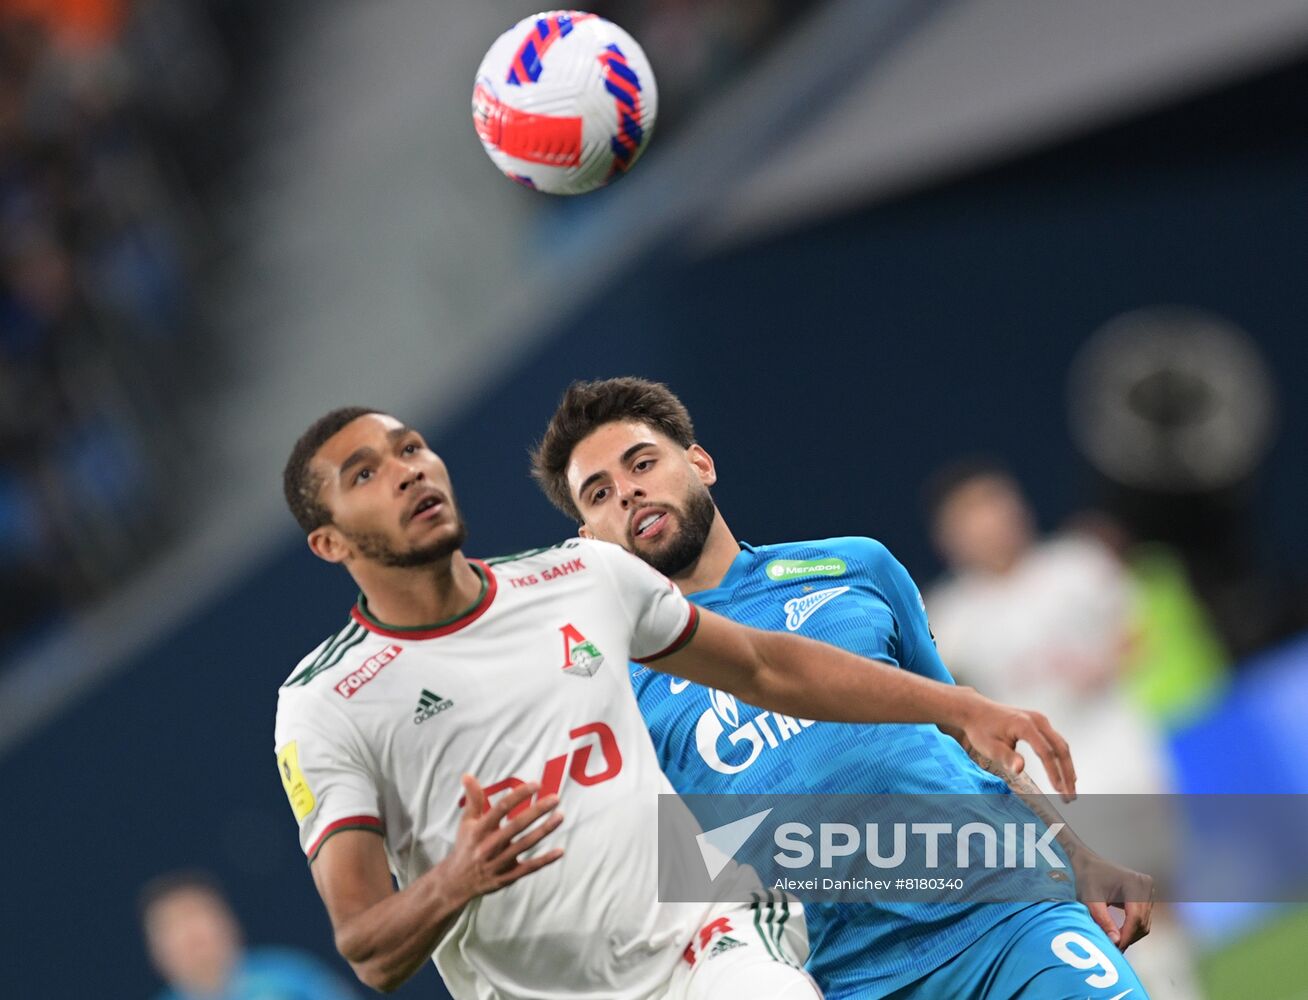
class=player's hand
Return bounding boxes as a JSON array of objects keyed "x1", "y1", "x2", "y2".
[
  {"x1": 443, "y1": 775, "x2": 564, "y2": 905},
  {"x1": 1072, "y1": 849, "x2": 1155, "y2": 951},
  {"x1": 950, "y1": 688, "x2": 1078, "y2": 801}
]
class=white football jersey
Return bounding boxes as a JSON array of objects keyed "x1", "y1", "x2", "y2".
[
  {"x1": 926, "y1": 533, "x2": 1172, "y2": 796},
  {"x1": 274, "y1": 538, "x2": 719, "y2": 1000}
]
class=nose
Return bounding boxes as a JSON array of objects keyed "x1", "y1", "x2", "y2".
[
  {"x1": 615, "y1": 477, "x2": 645, "y2": 509},
  {"x1": 397, "y1": 464, "x2": 425, "y2": 492}
]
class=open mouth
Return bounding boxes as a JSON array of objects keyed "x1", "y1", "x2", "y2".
[
  {"x1": 409, "y1": 495, "x2": 443, "y2": 522},
  {"x1": 634, "y1": 510, "x2": 668, "y2": 539}
]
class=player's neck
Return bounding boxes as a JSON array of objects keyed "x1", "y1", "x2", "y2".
[
  {"x1": 354, "y1": 551, "x2": 483, "y2": 628},
  {"x1": 670, "y1": 512, "x2": 740, "y2": 596}
]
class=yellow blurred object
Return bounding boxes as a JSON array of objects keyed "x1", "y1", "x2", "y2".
[{"x1": 1124, "y1": 544, "x2": 1230, "y2": 729}]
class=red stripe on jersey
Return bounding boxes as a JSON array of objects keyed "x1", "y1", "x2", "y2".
[
  {"x1": 633, "y1": 605, "x2": 701, "y2": 664},
  {"x1": 307, "y1": 815, "x2": 383, "y2": 862}
]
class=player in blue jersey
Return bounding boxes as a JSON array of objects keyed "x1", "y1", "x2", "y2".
[
  {"x1": 532, "y1": 378, "x2": 1155, "y2": 1000},
  {"x1": 141, "y1": 871, "x2": 360, "y2": 1000}
]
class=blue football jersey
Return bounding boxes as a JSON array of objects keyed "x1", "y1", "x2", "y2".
[{"x1": 631, "y1": 538, "x2": 1068, "y2": 998}]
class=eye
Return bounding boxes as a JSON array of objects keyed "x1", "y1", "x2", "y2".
[
  {"x1": 353, "y1": 468, "x2": 373, "y2": 485},
  {"x1": 634, "y1": 458, "x2": 653, "y2": 472},
  {"x1": 591, "y1": 486, "x2": 609, "y2": 505},
  {"x1": 401, "y1": 442, "x2": 419, "y2": 455}
]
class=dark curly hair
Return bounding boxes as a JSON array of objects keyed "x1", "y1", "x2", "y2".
[{"x1": 532, "y1": 378, "x2": 696, "y2": 521}]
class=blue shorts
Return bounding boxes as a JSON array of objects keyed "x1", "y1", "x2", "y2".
[{"x1": 878, "y1": 901, "x2": 1149, "y2": 1000}]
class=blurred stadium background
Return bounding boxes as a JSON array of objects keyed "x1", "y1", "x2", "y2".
[{"x1": 3, "y1": 0, "x2": 1308, "y2": 996}]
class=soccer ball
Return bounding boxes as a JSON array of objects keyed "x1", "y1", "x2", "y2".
[{"x1": 471, "y1": 10, "x2": 658, "y2": 195}]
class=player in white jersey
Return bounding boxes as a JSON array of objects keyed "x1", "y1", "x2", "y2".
[{"x1": 274, "y1": 407, "x2": 1078, "y2": 1000}]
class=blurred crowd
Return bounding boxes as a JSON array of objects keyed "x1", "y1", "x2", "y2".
[
  {"x1": 0, "y1": 0, "x2": 816, "y2": 656},
  {"x1": 0, "y1": 0, "x2": 258, "y2": 652}
]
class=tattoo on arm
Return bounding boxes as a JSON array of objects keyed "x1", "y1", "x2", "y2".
[{"x1": 957, "y1": 737, "x2": 1086, "y2": 857}]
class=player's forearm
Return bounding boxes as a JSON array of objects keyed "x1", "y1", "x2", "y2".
[
  {"x1": 334, "y1": 860, "x2": 470, "y2": 992},
  {"x1": 957, "y1": 740, "x2": 1090, "y2": 858},
  {"x1": 742, "y1": 629, "x2": 980, "y2": 728}
]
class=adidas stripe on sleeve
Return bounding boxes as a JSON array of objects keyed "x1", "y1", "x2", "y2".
[{"x1": 276, "y1": 631, "x2": 384, "y2": 861}]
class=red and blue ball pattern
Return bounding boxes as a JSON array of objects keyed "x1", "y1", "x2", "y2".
[{"x1": 472, "y1": 10, "x2": 658, "y2": 195}]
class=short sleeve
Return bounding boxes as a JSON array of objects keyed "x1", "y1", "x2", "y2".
[
  {"x1": 274, "y1": 688, "x2": 383, "y2": 861},
  {"x1": 868, "y1": 540, "x2": 957, "y2": 686},
  {"x1": 583, "y1": 539, "x2": 699, "y2": 662}
]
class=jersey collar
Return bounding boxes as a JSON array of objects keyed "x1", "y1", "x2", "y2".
[
  {"x1": 686, "y1": 541, "x2": 759, "y2": 605},
  {"x1": 351, "y1": 559, "x2": 497, "y2": 639}
]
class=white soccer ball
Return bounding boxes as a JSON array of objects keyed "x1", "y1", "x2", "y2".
[{"x1": 471, "y1": 10, "x2": 658, "y2": 195}]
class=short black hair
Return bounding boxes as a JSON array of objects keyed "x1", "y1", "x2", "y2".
[
  {"x1": 532, "y1": 378, "x2": 696, "y2": 521},
  {"x1": 283, "y1": 406, "x2": 384, "y2": 534},
  {"x1": 921, "y1": 456, "x2": 1013, "y2": 525},
  {"x1": 138, "y1": 869, "x2": 227, "y2": 923}
]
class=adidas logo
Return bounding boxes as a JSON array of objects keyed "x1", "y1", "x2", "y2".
[
  {"x1": 413, "y1": 689, "x2": 454, "y2": 724},
  {"x1": 783, "y1": 585, "x2": 850, "y2": 631},
  {"x1": 708, "y1": 935, "x2": 746, "y2": 958}
]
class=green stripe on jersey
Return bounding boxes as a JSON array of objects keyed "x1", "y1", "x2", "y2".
[
  {"x1": 774, "y1": 892, "x2": 796, "y2": 966},
  {"x1": 285, "y1": 623, "x2": 365, "y2": 687},
  {"x1": 752, "y1": 890, "x2": 799, "y2": 968},
  {"x1": 750, "y1": 892, "x2": 782, "y2": 963},
  {"x1": 301, "y1": 629, "x2": 366, "y2": 684},
  {"x1": 285, "y1": 622, "x2": 354, "y2": 687},
  {"x1": 484, "y1": 541, "x2": 572, "y2": 565},
  {"x1": 311, "y1": 620, "x2": 359, "y2": 669}
]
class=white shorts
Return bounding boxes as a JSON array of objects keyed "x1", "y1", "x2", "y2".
[{"x1": 661, "y1": 892, "x2": 823, "y2": 1000}]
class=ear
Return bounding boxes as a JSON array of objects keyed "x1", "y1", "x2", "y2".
[
  {"x1": 577, "y1": 522, "x2": 594, "y2": 539},
  {"x1": 686, "y1": 443, "x2": 717, "y2": 487},
  {"x1": 307, "y1": 525, "x2": 350, "y2": 564}
]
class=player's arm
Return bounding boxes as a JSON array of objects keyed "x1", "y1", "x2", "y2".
[
  {"x1": 651, "y1": 608, "x2": 1077, "y2": 800},
  {"x1": 311, "y1": 779, "x2": 563, "y2": 993},
  {"x1": 875, "y1": 539, "x2": 1155, "y2": 949},
  {"x1": 953, "y1": 739, "x2": 1154, "y2": 950}
]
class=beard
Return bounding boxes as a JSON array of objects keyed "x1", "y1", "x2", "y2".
[
  {"x1": 345, "y1": 511, "x2": 469, "y2": 569},
  {"x1": 632, "y1": 483, "x2": 716, "y2": 578}
]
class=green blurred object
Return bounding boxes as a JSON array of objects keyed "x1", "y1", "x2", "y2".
[
  {"x1": 1124, "y1": 544, "x2": 1229, "y2": 729},
  {"x1": 1199, "y1": 905, "x2": 1308, "y2": 999}
]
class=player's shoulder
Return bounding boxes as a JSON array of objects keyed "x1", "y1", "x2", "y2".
[
  {"x1": 755, "y1": 535, "x2": 896, "y2": 567},
  {"x1": 484, "y1": 536, "x2": 577, "y2": 566},
  {"x1": 280, "y1": 612, "x2": 375, "y2": 691},
  {"x1": 483, "y1": 533, "x2": 619, "y2": 572}
]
